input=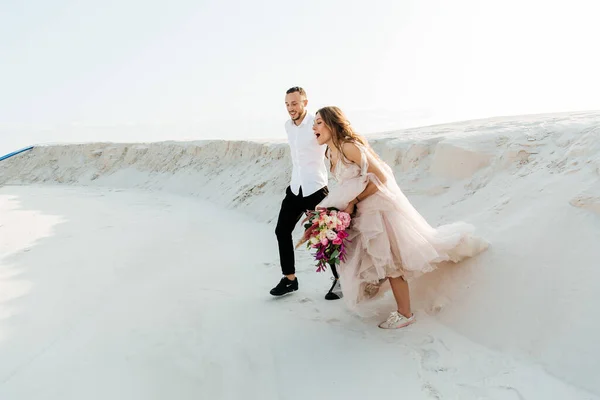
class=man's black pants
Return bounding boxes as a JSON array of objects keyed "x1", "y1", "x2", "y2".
[{"x1": 275, "y1": 185, "x2": 339, "y2": 278}]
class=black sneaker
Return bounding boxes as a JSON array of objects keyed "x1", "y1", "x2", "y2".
[
  {"x1": 325, "y1": 278, "x2": 343, "y2": 300},
  {"x1": 270, "y1": 277, "x2": 298, "y2": 296}
]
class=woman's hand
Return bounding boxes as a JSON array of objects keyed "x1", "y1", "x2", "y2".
[{"x1": 343, "y1": 200, "x2": 356, "y2": 215}]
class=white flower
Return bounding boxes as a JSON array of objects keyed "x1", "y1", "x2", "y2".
[
  {"x1": 326, "y1": 230, "x2": 337, "y2": 241},
  {"x1": 326, "y1": 215, "x2": 338, "y2": 229}
]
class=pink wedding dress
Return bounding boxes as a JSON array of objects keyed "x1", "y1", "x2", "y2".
[{"x1": 317, "y1": 143, "x2": 488, "y2": 310}]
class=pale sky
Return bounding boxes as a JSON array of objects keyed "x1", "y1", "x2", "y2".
[{"x1": 1, "y1": 0, "x2": 599, "y2": 152}]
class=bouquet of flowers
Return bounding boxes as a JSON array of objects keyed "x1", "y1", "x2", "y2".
[{"x1": 296, "y1": 207, "x2": 352, "y2": 272}]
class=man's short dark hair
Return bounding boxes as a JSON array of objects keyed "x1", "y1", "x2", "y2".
[{"x1": 286, "y1": 86, "x2": 306, "y2": 97}]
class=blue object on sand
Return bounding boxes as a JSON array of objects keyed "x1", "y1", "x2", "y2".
[{"x1": 0, "y1": 146, "x2": 34, "y2": 162}]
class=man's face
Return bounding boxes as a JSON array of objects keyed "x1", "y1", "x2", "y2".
[{"x1": 285, "y1": 92, "x2": 307, "y2": 122}]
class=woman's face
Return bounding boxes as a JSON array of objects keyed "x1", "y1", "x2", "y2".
[{"x1": 313, "y1": 114, "x2": 333, "y2": 146}]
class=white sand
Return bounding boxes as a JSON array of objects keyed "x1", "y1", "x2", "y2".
[{"x1": 1, "y1": 111, "x2": 599, "y2": 399}]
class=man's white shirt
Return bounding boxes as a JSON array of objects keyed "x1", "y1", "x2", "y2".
[{"x1": 285, "y1": 112, "x2": 328, "y2": 196}]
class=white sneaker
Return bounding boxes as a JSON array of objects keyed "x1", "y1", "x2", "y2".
[{"x1": 378, "y1": 311, "x2": 416, "y2": 329}]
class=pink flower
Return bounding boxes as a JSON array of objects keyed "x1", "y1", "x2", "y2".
[
  {"x1": 332, "y1": 237, "x2": 342, "y2": 245},
  {"x1": 338, "y1": 212, "x2": 351, "y2": 228},
  {"x1": 321, "y1": 238, "x2": 329, "y2": 246},
  {"x1": 337, "y1": 230, "x2": 349, "y2": 240}
]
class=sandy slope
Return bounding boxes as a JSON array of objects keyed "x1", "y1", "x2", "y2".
[
  {"x1": 1, "y1": 111, "x2": 599, "y2": 397},
  {"x1": 0, "y1": 186, "x2": 596, "y2": 400}
]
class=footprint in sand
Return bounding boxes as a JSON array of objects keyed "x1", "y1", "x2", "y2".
[
  {"x1": 421, "y1": 382, "x2": 442, "y2": 399},
  {"x1": 418, "y1": 348, "x2": 448, "y2": 373},
  {"x1": 410, "y1": 335, "x2": 457, "y2": 375},
  {"x1": 458, "y1": 384, "x2": 525, "y2": 400},
  {"x1": 298, "y1": 297, "x2": 313, "y2": 303}
]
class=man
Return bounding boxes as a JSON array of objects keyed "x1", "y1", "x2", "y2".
[{"x1": 269, "y1": 86, "x2": 342, "y2": 300}]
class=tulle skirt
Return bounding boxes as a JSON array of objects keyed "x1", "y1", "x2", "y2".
[{"x1": 339, "y1": 190, "x2": 488, "y2": 310}]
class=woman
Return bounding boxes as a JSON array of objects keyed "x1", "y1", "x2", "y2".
[{"x1": 312, "y1": 106, "x2": 488, "y2": 329}]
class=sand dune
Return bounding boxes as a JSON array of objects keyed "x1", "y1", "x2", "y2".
[{"x1": 1, "y1": 111, "x2": 599, "y2": 398}]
